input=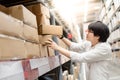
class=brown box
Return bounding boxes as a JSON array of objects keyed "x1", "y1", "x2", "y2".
[
  {"x1": 39, "y1": 35, "x2": 52, "y2": 45},
  {"x1": 0, "y1": 37, "x2": 26, "y2": 60},
  {"x1": 57, "y1": 38, "x2": 68, "y2": 49},
  {"x1": 39, "y1": 35, "x2": 54, "y2": 56},
  {"x1": 47, "y1": 47, "x2": 55, "y2": 57},
  {"x1": 25, "y1": 42, "x2": 40, "y2": 58},
  {"x1": 0, "y1": 5, "x2": 8, "y2": 14},
  {"x1": 26, "y1": 5, "x2": 33, "y2": 12},
  {"x1": 23, "y1": 24, "x2": 39, "y2": 43},
  {"x1": 38, "y1": 25, "x2": 63, "y2": 35},
  {"x1": 39, "y1": 44, "x2": 48, "y2": 57},
  {"x1": 9, "y1": 5, "x2": 37, "y2": 28},
  {"x1": 26, "y1": 3, "x2": 50, "y2": 18},
  {"x1": 36, "y1": 15, "x2": 50, "y2": 26},
  {"x1": 0, "y1": 12, "x2": 23, "y2": 38}
]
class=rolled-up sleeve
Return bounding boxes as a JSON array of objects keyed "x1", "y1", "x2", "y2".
[{"x1": 70, "y1": 43, "x2": 112, "y2": 63}]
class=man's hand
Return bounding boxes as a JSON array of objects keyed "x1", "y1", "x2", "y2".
[{"x1": 44, "y1": 39, "x2": 59, "y2": 50}]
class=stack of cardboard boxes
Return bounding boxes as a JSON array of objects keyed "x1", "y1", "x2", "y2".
[
  {"x1": 26, "y1": 3, "x2": 62, "y2": 57},
  {"x1": 0, "y1": 3, "x2": 63, "y2": 60}
]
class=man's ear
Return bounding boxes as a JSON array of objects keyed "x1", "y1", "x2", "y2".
[{"x1": 96, "y1": 36, "x2": 100, "y2": 41}]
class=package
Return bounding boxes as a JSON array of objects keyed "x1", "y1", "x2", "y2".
[
  {"x1": 9, "y1": 5, "x2": 37, "y2": 28},
  {"x1": 39, "y1": 35, "x2": 52, "y2": 45},
  {"x1": 0, "y1": 37, "x2": 26, "y2": 60},
  {"x1": 0, "y1": 5, "x2": 8, "y2": 14},
  {"x1": 39, "y1": 34, "x2": 55, "y2": 56},
  {"x1": 36, "y1": 15, "x2": 50, "y2": 26},
  {"x1": 38, "y1": 25, "x2": 63, "y2": 35},
  {"x1": 23, "y1": 24, "x2": 39, "y2": 43},
  {"x1": 39, "y1": 44, "x2": 48, "y2": 57},
  {"x1": 47, "y1": 47, "x2": 55, "y2": 56},
  {"x1": 57, "y1": 38, "x2": 68, "y2": 49},
  {"x1": 26, "y1": 3, "x2": 50, "y2": 18},
  {"x1": 0, "y1": 12, "x2": 23, "y2": 39},
  {"x1": 25, "y1": 42, "x2": 40, "y2": 58}
]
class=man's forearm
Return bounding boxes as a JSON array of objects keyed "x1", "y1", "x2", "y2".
[
  {"x1": 61, "y1": 37, "x2": 72, "y2": 47},
  {"x1": 56, "y1": 45, "x2": 71, "y2": 58}
]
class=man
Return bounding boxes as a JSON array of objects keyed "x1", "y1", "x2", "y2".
[{"x1": 45, "y1": 21, "x2": 112, "y2": 80}]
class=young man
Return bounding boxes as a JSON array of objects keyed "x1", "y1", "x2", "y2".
[{"x1": 45, "y1": 21, "x2": 112, "y2": 80}]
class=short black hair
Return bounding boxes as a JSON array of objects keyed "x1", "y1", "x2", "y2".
[{"x1": 88, "y1": 21, "x2": 110, "y2": 42}]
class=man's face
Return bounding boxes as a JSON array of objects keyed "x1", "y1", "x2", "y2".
[{"x1": 86, "y1": 29, "x2": 99, "y2": 46}]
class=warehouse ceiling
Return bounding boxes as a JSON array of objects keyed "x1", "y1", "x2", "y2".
[
  {"x1": 0, "y1": 0, "x2": 102, "y2": 25},
  {"x1": 49, "y1": 0, "x2": 102, "y2": 25}
]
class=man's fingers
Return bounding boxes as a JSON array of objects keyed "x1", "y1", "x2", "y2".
[
  {"x1": 44, "y1": 41, "x2": 51, "y2": 44},
  {"x1": 47, "y1": 39, "x2": 53, "y2": 42}
]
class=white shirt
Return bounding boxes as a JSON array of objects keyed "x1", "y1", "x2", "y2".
[{"x1": 69, "y1": 41, "x2": 112, "y2": 80}]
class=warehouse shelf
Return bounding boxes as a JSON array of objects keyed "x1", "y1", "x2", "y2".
[
  {"x1": 107, "y1": 1, "x2": 120, "y2": 25},
  {"x1": 0, "y1": 55, "x2": 70, "y2": 80},
  {"x1": 111, "y1": 38, "x2": 120, "y2": 44},
  {"x1": 105, "y1": 0, "x2": 113, "y2": 11},
  {"x1": 111, "y1": 21, "x2": 120, "y2": 32},
  {"x1": 112, "y1": 47, "x2": 120, "y2": 52}
]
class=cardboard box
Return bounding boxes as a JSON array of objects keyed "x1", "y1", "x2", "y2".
[
  {"x1": 57, "y1": 38, "x2": 68, "y2": 49},
  {"x1": 38, "y1": 25, "x2": 63, "y2": 35},
  {"x1": 39, "y1": 35, "x2": 52, "y2": 45},
  {"x1": 39, "y1": 35, "x2": 55, "y2": 56},
  {"x1": 27, "y1": 3, "x2": 50, "y2": 18},
  {"x1": 0, "y1": 12, "x2": 23, "y2": 39},
  {"x1": 36, "y1": 15, "x2": 50, "y2": 26},
  {"x1": 47, "y1": 47, "x2": 55, "y2": 57},
  {"x1": 23, "y1": 24, "x2": 39, "y2": 43},
  {"x1": 9, "y1": 5, "x2": 37, "y2": 28},
  {"x1": 0, "y1": 5, "x2": 8, "y2": 14},
  {"x1": 0, "y1": 37, "x2": 26, "y2": 60},
  {"x1": 39, "y1": 44, "x2": 48, "y2": 57},
  {"x1": 25, "y1": 42, "x2": 40, "y2": 58},
  {"x1": 26, "y1": 5, "x2": 33, "y2": 12}
]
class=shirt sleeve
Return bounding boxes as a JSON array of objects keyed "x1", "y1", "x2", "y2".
[
  {"x1": 70, "y1": 41, "x2": 91, "y2": 52},
  {"x1": 70, "y1": 43, "x2": 112, "y2": 63}
]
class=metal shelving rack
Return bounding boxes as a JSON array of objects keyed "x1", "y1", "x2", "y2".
[
  {"x1": 100, "y1": 0, "x2": 120, "y2": 80},
  {"x1": 0, "y1": 55, "x2": 70, "y2": 80},
  {"x1": 0, "y1": 0, "x2": 72, "y2": 80}
]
